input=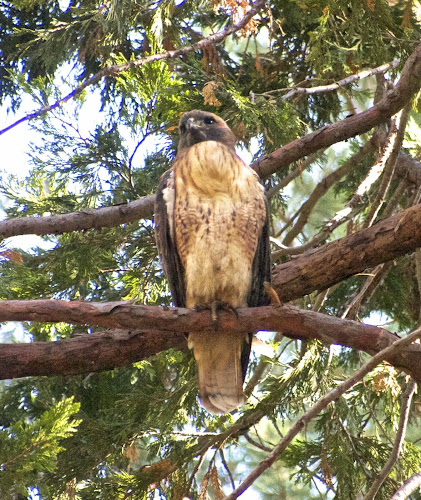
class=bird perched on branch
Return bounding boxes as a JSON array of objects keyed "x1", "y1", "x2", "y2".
[{"x1": 154, "y1": 110, "x2": 271, "y2": 414}]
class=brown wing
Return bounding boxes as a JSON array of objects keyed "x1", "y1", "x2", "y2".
[
  {"x1": 248, "y1": 196, "x2": 271, "y2": 308},
  {"x1": 239, "y1": 196, "x2": 271, "y2": 381},
  {"x1": 154, "y1": 169, "x2": 186, "y2": 308}
]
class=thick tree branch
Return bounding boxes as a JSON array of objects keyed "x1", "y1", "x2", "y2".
[
  {"x1": 253, "y1": 42, "x2": 421, "y2": 179},
  {"x1": 0, "y1": 0, "x2": 266, "y2": 137},
  {"x1": 1, "y1": 147, "x2": 419, "y2": 240},
  {"x1": 0, "y1": 301, "x2": 421, "y2": 383},
  {"x1": 273, "y1": 202, "x2": 421, "y2": 302},
  {"x1": 2, "y1": 45, "x2": 421, "y2": 240},
  {"x1": 0, "y1": 327, "x2": 187, "y2": 380},
  {"x1": 0, "y1": 196, "x2": 155, "y2": 238},
  {"x1": 4, "y1": 201, "x2": 421, "y2": 317}
]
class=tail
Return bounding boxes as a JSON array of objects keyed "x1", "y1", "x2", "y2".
[{"x1": 188, "y1": 330, "x2": 252, "y2": 414}]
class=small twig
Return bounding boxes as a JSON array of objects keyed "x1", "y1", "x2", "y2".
[
  {"x1": 363, "y1": 378, "x2": 417, "y2": 500},
  {"x1": 341, "y1": 262, "x2": 393, "y2": 320},
  {"x1": 363, "y1": 102, "x2": 412, "y2": 228},
  {"x1": 272, "y1": 203, "x2": 360, "y2": 260},
  {"x1": 282, "y1": 137, "x2": 376, "y2": 246},
  {"x1": 380, "y1": 178, "x2": 407, "y2": 220},
  {"x1": 244, "y1": 334, "x2": 289, "y2": 397},
  {"x1": 0, "y1": 0, "x2": 266, "y2": 136},
  {"x1": 265, "y1": 152, "x2": 324, "y2": 200},
  {"x1": 243, "y1": 433, "x2": 273, "y2": 453},
  {"x1": 312, "y1": 288, "x2": 331, "y2": 313},
  {"x1": 219, "y1": 449, "x2": 236, "y2": 490},
  {"x1": 223, "y1": 327, "x2": 421, "y2": 500},
  {"x1": 361, "y1": 378, "x2": 394, "y2": 445},
  {"x1": 244, "y1": 357, "x2": 270, "y2": 396},
  {"x1": 272, "y1": 232, "x2": 326, "y2": 259},
  {"x1": 338, "y1": 418, "x2": 371, "y2": 479},
  {"x1": 271, "y1": 417, "x2": 284, "y2": 439},
  {"x1": 255, "y1": 59, "x2": 400, "y2": 100},
  {"x1": 186, "y1": 453, "x2": 207, "y2": 494}
]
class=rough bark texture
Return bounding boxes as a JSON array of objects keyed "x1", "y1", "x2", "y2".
[
  {"x1": 2, "y1": 203, "x2": 421, "y2": 383},
  {"x1": 0, "y1": 300, "x2": 420, "y2": 383},
  {"x1": 396, "y1": 151, "x2": 421, "y2": 185},
  {"x1": 273, "y1": 203, "x2": 421, "y2": 301},
  {"x1": 0, "y1": 328, "x2": 187, "y2": 379},
  {"x1": 0, "y1": 196, "x2": 155, "y2": 238},
  {"x1": 2, "y1": 44, "x2": 421, "y2": 393}
]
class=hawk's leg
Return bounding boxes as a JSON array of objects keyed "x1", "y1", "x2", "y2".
[
  {"x1": 211, "y1": 301, "x2": 218, "y2": 323},
  {"x1": 195, "y1": 303, "x2": 222, "y2": 324},
  {"x1": 210, "y1": 301, "x2": 239, "y2": 323},
  {"x1": 264, "y1": 282, "x2": 282, "y2": 306}
]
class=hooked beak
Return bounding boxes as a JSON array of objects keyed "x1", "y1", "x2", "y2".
[{"x1": 186, "y1": 118, "x2": 199, "y2": 131}]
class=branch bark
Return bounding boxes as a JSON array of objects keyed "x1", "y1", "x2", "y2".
[
  {"x1": 282, "y1": 137, "x2": 376, "y2": 246},
  {"x1": 279, "y1": 59, "x2": 400, "y2": 99},
  {"x1": 273, "y1": 202, "x2": 421, "y2": 302},
  {"x1": 0, "y1": 196, "x2": 155, "y2": 238},
  {"x1": 1, "y1": 300, "x2": 421, "y2": 384},
  {"x1": 396, "y1": 151, "x2": 421, "y2": 185},
  {"x1": 390, "y1": 471, "x2": 421, "y2": 500},
  {"x1": 2, "y1": 42, "x2": 421, "y2": 240},
  {"x1": 253, "y1": 42, "x2": 421, "y2": 179},
  {"x1": 363, "y1": 378, "x2": 417, "y2": 500},
  {"x1": 1, "y1": 147, "x2": 419, "y2": 240},
  {"x1": 3, "y1": 202, "x2": 421, "y2": 324}
]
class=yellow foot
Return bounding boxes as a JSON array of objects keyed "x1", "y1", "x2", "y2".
[
  {"x1": 211, "y1": 301, "x2": 218, "y2": 323},
  {"x1": 264, "y1": 282, "x2": 282, "y2": 306},
  {"x1": 210, "y1": 301, "x2": 238, "y2": 323}
]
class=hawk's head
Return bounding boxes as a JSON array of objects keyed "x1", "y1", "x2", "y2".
[{"x1": 178, "y1": 110, "x2": 236, "y2": 151}]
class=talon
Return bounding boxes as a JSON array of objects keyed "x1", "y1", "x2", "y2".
[
  {"x1": 211, "y1": 301, "x2": 218, "y2": 323},
  {"x1": 220, "y1": 302, "x2": 239, "y2": 318},
  {"x1": 264, "y1": 282, "x2": 282, "y2": 306},
  {"x1": 227, "y1": 304, "x2": 239, "y2": 319}
]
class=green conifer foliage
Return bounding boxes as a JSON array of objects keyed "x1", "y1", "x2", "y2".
[{"x1": 1, "y1": 0, "x2": 421, "y2": 498}]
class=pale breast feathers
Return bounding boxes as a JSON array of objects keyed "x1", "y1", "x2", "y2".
[{"x1": 172, "y1": 141, "x2": 267, "y2": 308}]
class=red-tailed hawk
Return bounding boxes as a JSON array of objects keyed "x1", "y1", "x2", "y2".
[{"x1": 154, "y1": 110, "x2": 271, "y2": 414}]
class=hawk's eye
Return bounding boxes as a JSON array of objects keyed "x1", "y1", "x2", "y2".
[
  {"x1": 180, "y1": 124, "x2": 186, "y2": 133},
  {"x1": 204, "y1": 117, "x2": 215, "y2": 125}
]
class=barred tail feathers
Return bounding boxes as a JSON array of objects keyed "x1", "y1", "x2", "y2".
[{"x1": 188, "y1": 330, "x2": 251, "y2": 414}]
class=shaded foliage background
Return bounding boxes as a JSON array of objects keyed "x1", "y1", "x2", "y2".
[{"x1": 1, "y1": 0, "x2": 421, "y2": 498}]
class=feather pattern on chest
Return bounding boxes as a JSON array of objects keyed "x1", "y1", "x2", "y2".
[{"x1": 168, "y1": 141, "x2": 266, "y2": 308}]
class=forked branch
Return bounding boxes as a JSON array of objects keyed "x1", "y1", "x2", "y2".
[{"x1": 254, "y1": 42, "x2": 421, "y2": 179}]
